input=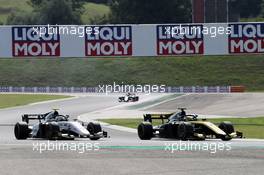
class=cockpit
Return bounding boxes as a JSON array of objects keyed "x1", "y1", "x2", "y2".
[
  {"x1": 45, "y1": 111, "x2": 68, "y2": 122},
  {"x1": 168, "y1": 112, "x2": 185, "y2": 122},
  {"x1": 168, "y1": 108, "x2": 198, "y2": 122}
]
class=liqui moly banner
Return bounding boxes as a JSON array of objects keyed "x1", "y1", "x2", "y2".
[
  {"x1": 12, "y1": 26, "x2": 60, "y2": 57},
  {"x1": 157, "y1": 25, "x2": 204, "y2": 56},
  {"x1": 85, "y1": 26, "x2": 132, "y2": 56},
  {"x1": 0, "y1": 23, "x2": 264, "y2": 58},
  {"x1": 229, "y1": 23, "x2": 264, "y2": 54}
]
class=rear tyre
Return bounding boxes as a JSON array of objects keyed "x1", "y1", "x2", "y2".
[
  {"x1": 137, "y1": 122, "x2": 153, "y2": 140},
  {"x1": 177, "y1": 122, "x2": 193, "y2": 140},
  {"x1": 14, "y1": 122, "x2": 29, "y2": 140},
  {"x1": 87, "y1": 122, "x2": 102, "y2": 135}
]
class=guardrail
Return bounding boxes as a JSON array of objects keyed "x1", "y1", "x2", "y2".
[{"x1": 0, "y1": 86, "x2": 245, "y2": 93}]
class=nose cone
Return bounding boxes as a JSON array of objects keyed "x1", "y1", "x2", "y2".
[{"x1": 70, "y1": 122, "x2": 89, "y2": 136}]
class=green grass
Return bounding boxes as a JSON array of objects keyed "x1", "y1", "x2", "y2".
[
  {"x1": 240, "y1": 17, "x2": 264, "y2": 22},
  {"x1": 99, "y1": 117, "x2": 264, "y2": 139},
  {"x1": 0, "y1": 55, "x2": 264, "y2": 91},
  {"x1": 0, "y1": 94, "x2": 71, "y2": 109}
]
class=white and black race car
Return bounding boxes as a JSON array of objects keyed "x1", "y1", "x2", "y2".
[
  {"x1": 14, "y1": 109, "x2": 107, "y2": 140},
  {"x1": 118, "y1": 93, "x2": 139, "y2": 102}
]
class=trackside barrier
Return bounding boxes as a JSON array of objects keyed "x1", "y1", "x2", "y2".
[
  {"x1": 230, "y1": 86, "x2": 245, "y2": 93},
  {"x1": 0, "y1": 86, "x2": 245, "y2": 93},
  {"x1": 0, "y1": 23, "x2": 264, "y2": 57}
]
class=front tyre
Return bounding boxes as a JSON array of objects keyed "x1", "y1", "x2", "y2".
[
  {"x1": 219, "y1": 121, "x2": 234, "y2": 141},
  {"x1": 137, "y1": 122, "x2": 153, "y2": 140},
  {"x1": 87, "y1": 122, "x2": 102, "y2": 135},
  {"x1": 219, "y1": 121, "x2": 234, "y2": 134},
  {"x1": 14, "y1": 122, "x2": 29, "y2": 140},
  {"x1": 220, "y1": 135, "x2": 232, "y2": 141}
]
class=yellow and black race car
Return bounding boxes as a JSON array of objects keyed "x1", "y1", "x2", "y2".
[{"x1": 137, "y1": 108, "x2": 243, "y2": 141}]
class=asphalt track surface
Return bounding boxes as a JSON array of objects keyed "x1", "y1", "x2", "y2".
[
  {"x1": 0, "y1": 93, "x2": 264, "y2": 175},
  {"x1": 146, "y1": 93, "x2": 264, "y2": 117}
]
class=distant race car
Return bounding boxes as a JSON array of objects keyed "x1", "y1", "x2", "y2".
[
  {"x1": 118, "y1": 93, "x2": 139, "y2": 102},
  {"x1": 14, "y1": 109, "x2": 107, "y2": 140},
  {"x1": 137, "y1": 108, "x2": 243, "y2": 141}
]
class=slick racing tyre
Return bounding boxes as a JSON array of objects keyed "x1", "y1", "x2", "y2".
[
  {"x1": 219, "y1": 121, "x2": 234, "y2": 141},
  {"x1": 14, "y1": 122, "x2": 29, "y2": 140},
  {"x1": 45, "y1": 123, "x2": 60, "y2": 140},
  {"x1": 218, "y1": 121, "x2": 234, "y2": 134},
  {"x1": 138, "y1": 122, "x2": 153, "y2": 140},
  {"x1": 87, "y1": 122, "x2": 102, "y2": 135},
  {"x1": 177, "y1": 122, "x2": 194, "y2": 140}
]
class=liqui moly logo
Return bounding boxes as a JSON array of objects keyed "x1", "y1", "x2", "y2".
[
  {"x1": 85, "y1": 26, "x2": 132, "y2": 56},
  {"x1": 12, "y1": 26, "x2": 60, "y2": 57},
  {"x1": 229, "y1": 23, "x2": 264, "y2": 54},
  {"x1": 157, "y1": 25, "x2": 204, "y2": 56}
]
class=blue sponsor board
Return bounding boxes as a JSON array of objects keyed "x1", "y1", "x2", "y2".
[
  {"x1": 207, "y1": 87, "x2": 218, "y2": 93},
  {"x1": 24, "y1": 87, "x2": 35, "y2": 93},
  {"x1": 219, "y1": 86, "x2": 229, "y2": 93},
  {"x1": 61, "y1": 87, "x2": 72, "y2": 93},
  {"x1": 11, "y1": 87, "x2": 23, "y2": 92},
  {"x1": 87, "y1": 87, "x2": 97, "y2": 93},
  {"x1": 0, "y1": 87, "x2": 9, "y2": 92},
  {"x1": 36, "y1": 87, "x2": 47, "y2": 93},
  {"x1": 195, "y1": 86, "x2": 205, "y2": 93},
  {"x1": 49, "y1": 87, "x2": 60, "y2": 93}
]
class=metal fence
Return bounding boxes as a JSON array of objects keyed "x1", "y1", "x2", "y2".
[{"x1": 0, "y1": 86, "x2": 235, "y2": 93}]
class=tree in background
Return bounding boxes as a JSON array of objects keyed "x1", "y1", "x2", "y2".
[
  {"x1": 109, "y1": 0, "x2": 191, "y2": 24},
  {"x1": 29, "y1": 0, "x2": 86, "y2": 12},
  {"x1": 7, "y1": 11, "x2": 36, "y2": 25},
  {"x1": 33, "y1": 0, "x2": 83, "y2": 24},
  {"x1": 229, "y1": 0, "x2": 262, "y2": 18},
  {"x1": 6, "y1": 0, "x2": 264, "y2": 25},
  {"x1": 7, "y1": 0, "x2": 87, "y2": 25}
]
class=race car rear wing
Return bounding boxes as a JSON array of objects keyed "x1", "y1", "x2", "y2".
[
  {"x1": 22, "y1": 114, "x2": 47, "y2": 123},
  {"x1": 143, "y1": 113, "x2": 173, "y2": 124}
]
